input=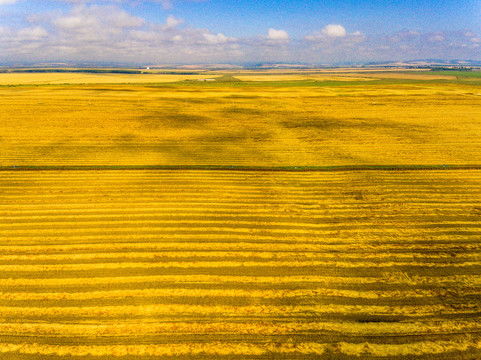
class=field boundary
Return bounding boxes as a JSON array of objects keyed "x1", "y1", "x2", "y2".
[{"x1": 2, "y1": 165, "x2": 481, "y2": 172}]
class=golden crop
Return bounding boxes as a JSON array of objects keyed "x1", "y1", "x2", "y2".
[
  {"x1": 0, "y1": 340, "x2": 480, "y2": 357},
  {"x1": 1, "y1": 72, "x2": 481, "y2": 167},
  {"x1": 1, "y1": 70, "x2": 481, "y2": 359}
]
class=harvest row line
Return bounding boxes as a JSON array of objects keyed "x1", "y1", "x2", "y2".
[
  {"x1": 3, "y1": 233, "x2": 479, "y2": 246},
  {"x1": 3, "y1": 172, "x2": 480, "y2": 180},
  {"x1": 1, "y1": 274, "x2": 478, "y2": 286},
  {"x1": 0, "y1": 250, "x2": 477, "y2": 261},
  {"x1": 0, "y1": 260, "x2": 479, "y2": 271},
  {"x1": 0, "y1": 339, "x2": 478, "y2": 357},
  {"x1": 0, "y1": 320, "x2": 479, "y2": 336},
  {"x1": 0, "y1": 303, "x2": 477, "y2": 317},
  {"x1": 1, "y1": 220, "x2": 480, "y2": 231},
  {"x1": 1, "y1": 241, "x2": 479, "y2": 253},
  {"x1": 0, "y1": 287, "x2": 477, "y2": 301}
]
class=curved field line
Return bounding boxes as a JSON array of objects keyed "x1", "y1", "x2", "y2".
[
  {"x1": 1, "y1": 250, "x2": 477, "y2": 261},
  {"x1": 0, "y1": 303, "x2": 476, "y2": 317},
  {"x1": 2, "y1": 165, "x2": 481, "y2": 171},
  {"x1": 2, "y1": 274, "x2": 480, "y2": 287},
  {"x1": 1, "y1": 242, "x2": 479, "y2": 253},
  {"x1": 0, "y1": 340, "x2": 480, "y2": 357},
  {"x1": 0, "y1": 287, "x2": 448, "y2": 301},
  {"x1": 1, "y1": 260, "x2": 479, "y2": 272},
  {"x1": 1, "y1": 320, "x2": 480, "y2": 336}
]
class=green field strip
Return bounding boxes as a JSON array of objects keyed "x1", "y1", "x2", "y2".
[{"x1": 0, "y1": 76, "x2": 469, "y2": 87}]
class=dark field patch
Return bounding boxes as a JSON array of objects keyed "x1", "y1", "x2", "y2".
[
  {"x1": 137, "y1": 112, "x2": 212, "y2": 129},
  {"x1": 222, "y1": 107, "x2": 265, "y2": 115},
  {"x1": 281, "y1": 117, "x2": 427, "y2": 131}
]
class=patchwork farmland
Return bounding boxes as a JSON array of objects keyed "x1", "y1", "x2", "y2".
[{"x1": 1, "y1": 70, "x2": 481, "y2": 359}]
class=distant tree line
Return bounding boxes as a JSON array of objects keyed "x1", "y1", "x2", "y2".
[
  {"x1": 1, "y1": 69, "x2": 202, "y2": 75},
  {"x1": 9, "y1": 69, "x2": 143, "y2": 74},
  {"x1": 430, "y1": 67, "x2": 473, "y2": 71}
]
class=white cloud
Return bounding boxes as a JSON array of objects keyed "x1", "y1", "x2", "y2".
[
  {"x1": 305, "y1": 25, "x2": 363, "y2": 43},
  {"x1": 429, "y1": 34, "x2": 445, "y2": 42},
  {"x1": 0, "y1": 4, "x2": 242, "y2": 63},
  {"x1": 203, "y1": 32, "x2": 232, "y2": 44},
  {"x1": 17, "y1": 26, "x2": 48, "y2": 40},
  {"x1": 54, "y1": 5, "x2": 143, "y2": 29},
  {"x1": 321, "y1": 24, "x2": 346, "y2": 37},
  {"x1": 166, "y1": 15, "x2": 183, "y2": 28},
  {"x1": 155, "y1": 0, "x2": 174, "y2": 10},
  {"x1": 40, "y1": 0, "x2": 203, "y2": 10},
  {"x1": 1, "y1": 5, "x2": 480, "y2": 65},
  {"x1": 0, "y1": 0, "x2": 17, "y2": 4},
  {"x1": 267, "y1": 28, "x2": 289, "y2": 41},
  {"x1": 50, "y1": 4, "x2": 144, "y2": 44}
]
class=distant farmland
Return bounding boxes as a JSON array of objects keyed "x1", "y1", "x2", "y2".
[{"x1": 1, "y1": 69, "x2": 481, "y2": 359}]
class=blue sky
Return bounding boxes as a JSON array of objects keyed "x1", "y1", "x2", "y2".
[
  {"x1": 0, "y1": 0, "x2": 480, "y2": 64},
  {"x1": 161, "y1": 0, "x2": 481, "y2": 37}
]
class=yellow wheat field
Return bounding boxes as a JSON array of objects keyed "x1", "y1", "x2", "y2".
[
  {"x1": 0, "y1": 73, "x2": 480, "y2": 167},
  {"x1": 1, "y1": 70, "x2": 481, "y2": 359},
  {"x1": 1, "y1": 169, "x2": 481, "y2": 359},
  {"x1": 0, "y1": 72, "x2": 215, "y2": 85}
]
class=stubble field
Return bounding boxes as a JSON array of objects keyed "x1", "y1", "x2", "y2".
[{"x1": 1, "y1": 69, "x2": 481, "y2": 359}]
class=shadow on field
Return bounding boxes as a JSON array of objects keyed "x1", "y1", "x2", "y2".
[
  {"x1": 281, "y1": 116, "x2": 433, "y2": 144},
  {"x1": 137, "y1": 112, "x2": 212, "y2": 129},
  {"x1": 222, "y1": 107, "x2": 265, "y2": 115},
  {"x1": 281, "y1": 116, "x2": 429, "y2": 132}
]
